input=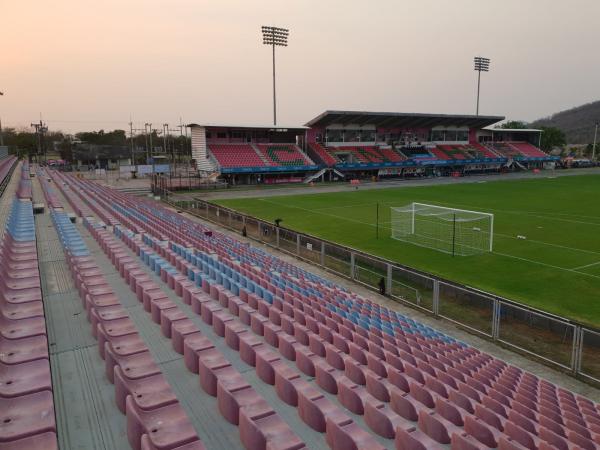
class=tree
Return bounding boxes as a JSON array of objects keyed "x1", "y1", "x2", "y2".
[
  {"x1": 498, "y1": 120, "x2": 529, "y2": 129},
  {"x1": 539, "y1": 126, "x2": 566, "y2": 151}
]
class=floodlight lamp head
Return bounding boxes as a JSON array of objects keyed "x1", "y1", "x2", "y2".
[{"x1": 474, "y1": 56, "x2": 490, "y2": 72}]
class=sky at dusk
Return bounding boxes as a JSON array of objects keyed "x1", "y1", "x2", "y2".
[{"x1": 1, "y1": 0, "x2": 599, "y2": 133}]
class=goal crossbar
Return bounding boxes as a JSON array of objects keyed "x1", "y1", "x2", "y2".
[{"x1": 391, "y1": 203, "x2": 494, "y2": 255}]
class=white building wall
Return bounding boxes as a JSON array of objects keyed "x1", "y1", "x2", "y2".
[{"x1": 190, "y1": 126, "x2": 216, "y2": 173}]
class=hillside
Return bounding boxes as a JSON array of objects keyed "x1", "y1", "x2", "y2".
[{"x1": 532, "y1": 100, "x2": 600, "y2": 144}]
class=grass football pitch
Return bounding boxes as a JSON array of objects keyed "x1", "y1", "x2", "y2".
[{"x1": 216, "y1": 174, "x2": 600, "y2": 327}]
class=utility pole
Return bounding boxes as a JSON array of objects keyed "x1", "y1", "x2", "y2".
[
  {"x1": 30, "y1": 120, "x2": 48, "y2": 164},
  {"x1": 144, "y1": 123, "x2": 151, "y2": 163},
  {"x1": 593, "y1": 122, "x2": 598, "y2": 161},
  {"x1": 129, "y1": 117, "x2": 134, "y2": 165}
]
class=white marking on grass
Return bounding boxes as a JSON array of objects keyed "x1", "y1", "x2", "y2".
[
  {"x1": 257, "y1": 197, "x2": 600, "y2": 280},
  {"x1": 571, "y1": 261, "x2": 600, "y2": 271},
  {"x1": 493, "y1": 252, "x2": 600, "y2": 280}
]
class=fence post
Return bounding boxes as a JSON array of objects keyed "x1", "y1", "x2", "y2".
[
  {"x1": 205, "y1": 201, "x2": 209, "y2": 218},
  {"x1": 296, "y1": 233, "x2": 301, "y2": 255},
  {"x1": 571, "y1": 326, "x2": 582, "y2": 375},
  {"x1": 350, "y1": 252, "x2": 355, "y2": 279},
  {"x1": 228, "y1": 210, "x2": 232, "y2": 228},
  {"x1": 386, "y1": 264, "x2": 392, "y2": 296},
  {"x1": 320, "y1": 242, "x2": 325, "y2": 266},
  {"x1": 491, "y1": 299, "x2": 500, "y2": 340},
  {"x1": 276, "y1": 227, "x2": 280, "y2": 248},
  {"x1": 432, "y1": 280, "x2": 439, "y2": 316}
]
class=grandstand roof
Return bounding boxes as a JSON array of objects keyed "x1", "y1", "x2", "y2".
[
  {"x1": 484, "y1": 127, "x2": 543, "y2": 132},
  {"x1": 187, "y1": 123, "x2": 308, "y2": 131},
  {"x1": 305, "y1": 110, "x2": 505, "y2": 128}
]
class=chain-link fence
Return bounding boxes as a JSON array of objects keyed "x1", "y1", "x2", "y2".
[{"x1": 161, "y1": 194, "x2": 600, "y2": 386}]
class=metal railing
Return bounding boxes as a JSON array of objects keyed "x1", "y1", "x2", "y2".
[{"x1": 156, "y1": 187, "x2": 600, "y2": 386}]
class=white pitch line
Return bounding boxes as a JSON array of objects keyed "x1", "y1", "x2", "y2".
[
  {"x1": 571, "y1": 261, "x2": 600, "y2": 271},
  {"x1": 493, "y1": 251, "x2": 600, "y2": 280},
  {"x1": 257, "y1": 197, "x2": 600, "y2": 280}
]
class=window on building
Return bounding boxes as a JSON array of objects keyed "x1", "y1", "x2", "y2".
[{"x1": 217, "y1": 132, "x2": 226, "y2": 139}]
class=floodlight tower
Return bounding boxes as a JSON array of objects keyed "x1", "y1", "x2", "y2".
[
  {"x1": 262, "y1": 26, "x2": 289, "y2": 126},
  {"x1": 474, "y1": 56, "x2": 490, "y2": 116},
  {"x1": 0, "y1": 91, "x2": 4, "y2": 146}
]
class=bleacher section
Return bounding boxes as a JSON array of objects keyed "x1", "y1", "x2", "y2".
[
  {"x1": 308, "y1": 143, "x2": 338, "y2": 166},
  {"x1": 0, "y1": 173, "x2": 58, "y2": 448},
  {"x1": 256, "y1": 144, "x2": 315, "y2": 166},
  {"x1": 510, "y1": 142, "x2": 548, "y2": 158},
  {"x1": 35, "y1": 168, "x2": 600, "y2": 450},
  {"x1": 310, "y1": 145, "x2": 406, "y2": 166},
  {"x1": 0, "y1": 156, "x2": 18, "y2": 198},
  {"x1": 209, "y1": 144, "x2": 266, "y2": 168},
  {"x1": 433, "y1": 144, "x2": 500, "y2": 160},
  {"x1": 487, "y1": 142, "x2": 526, "y2": 158},
  {"x1": 397, "y1": 147, "x2": 434, "y2": 159}
]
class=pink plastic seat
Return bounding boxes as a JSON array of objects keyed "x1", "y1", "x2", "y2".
[
  {"x1": 295, "y1": 346, "x2": 317, "y2": 377},
  {"x1": 198, "y1": 350, "x2": 232, "y2": 396},
  {"x1": 394, "y1": 425, "x2": 446, "y2": 450},
  {"x1": 255, "y1": 347, "x2": 280, "y2": 385},
  {"x1": 363, "y1": 400, "x2": 407, "y2": 439},
  {"x1": 212, "y1": 310, "x2": 234, "y2": 337},
  {"x1": 239, "y1": 399, "x2": 305, "y2": 450},
  {"x1": 0, "y1": 300, "x2": 44, "y2": 320},
  {"x1": 150, "y1": 298, "x2": 176, "y2": 324},
  {"x1": 0, "y1": 390, "x2": 56, "y2": 443},
  {"x1": 0, "y1": 315, "x2": 46, "y2": 340},
  {"x1": 274, "y1": 363, "x2": 303, "y2": 406},
  {"x1": 365, "y1": 372, "x2": 392, "y2": 402},
  {"x1": 315, "y1": 359, "x2": 341, "y2": 394},
  {"x1": 105, "y1": 347, "x2": 161, "y2": 384},
  {"x1": 0, "y1": 431, "x2": 57, "y2": 450},
  {"x1": 239, "y1": 333, "x2": 264, "y2": 367},
  {"x1": 160, "y1": 308, "x2": 187, "y2": 338},
  {"x1": 224, "y1": 321, "x2": 247, "y2": 351},
  {"x1": 171, "y1": 320, "x2": 201, "y2": 355},
  {"x1": 126, "y1": 395, "x2": 200, "y2": 450},
  {"x1": 216, "y1": 372, "x2": 256, "y2": 425},
  {"x1": 326, "y1": 416, "x2": 385, "y2": 450},
  {"x1": 338, "y1": 377, "x2": 370, "y2": 415},
  {"x1": 0, "y1": 335, "x2": 48, "y2": 365},
  {"x1": 114, "y1": 366, "x2": 178, "y2": 414},
  {"x1": 0, "y1": 359, "x2": 52, "y2": 397}
]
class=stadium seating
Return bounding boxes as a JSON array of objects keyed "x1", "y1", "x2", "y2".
[
  {"x1": 0, "y1": 156, "x2": 18, "y2": 197},
  {"x1": 0, "y1": 175, "x2": 57, "y2": 448},
  {"x1": 209, "y1": 144, "x2": 266, "y2": 168},
  {"x1": 310, "y1": 145, "x2": 405, "y2": 165},
  {"x1": 40, "y1": 168, "x2": 600, "y2": 450},
  {"x1": 308, "y1": 143, "x2": 338, "y2": 166},
  {"x1": 256, "y1": 144, "x2": 315, "y2": 166},
  {"x1": 432, "y1": 144, "x2": 500, "y2": 160},
  {"x1": 510, "y1": 142, "x2": 548, "y2": 157},
  {"x1": 397, "y1": 147, "x2": 434, "y2": 159},
  {"x1": 486, "y1": 141, "x2": 547, "y2": 158}
]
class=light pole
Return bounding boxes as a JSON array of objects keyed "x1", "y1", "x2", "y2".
[
  {"x1": 261, "y1": 26, "x2": 289, "y2": 126},
  {"x1": 0, "y1": 91, "x2": 4, "y2": 147},
  {"x1": 593, "y1": 122, "x2": 598, "y2": 161},
  {"x1": 474, "y1": 56, "x2": 490, "y2": 116}
]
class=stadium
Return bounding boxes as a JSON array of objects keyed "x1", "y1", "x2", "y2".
[
  {"x1": 186, "y1": 110, "x2": 558, "y2": 184},
  {"x1": 2, "y1": 1, "x2": 600, "y2": 449}
]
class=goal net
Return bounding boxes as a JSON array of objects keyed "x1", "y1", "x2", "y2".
[{"x1": 390, "y1": 203, "x2": 493, "y2": 256}]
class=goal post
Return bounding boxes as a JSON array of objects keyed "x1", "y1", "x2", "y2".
[{"x1": 390, "y1": 203, "x2": 494, "y2": 256}]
